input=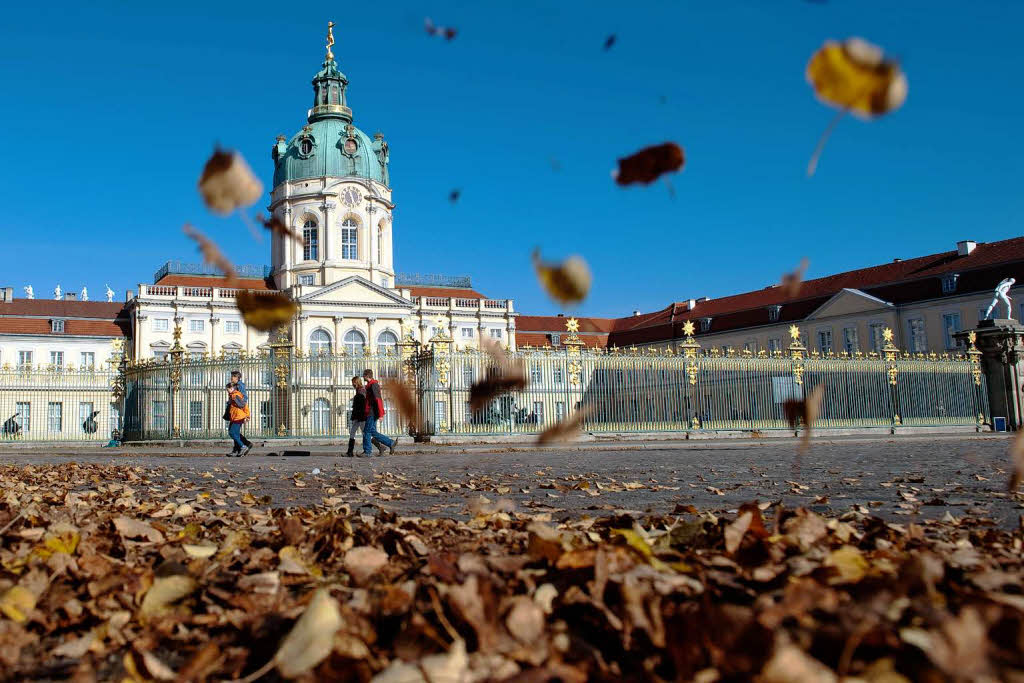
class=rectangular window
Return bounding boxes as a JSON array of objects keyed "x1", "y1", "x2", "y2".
[
  {"x1": 869, "y1": 323, "x2": 886, "y2": 352},
  {"x1": 555, "y1": 402, "x2": 566, "y2": 422},
  {"x1": 842, "y1": 327, "x2": 859, "y2": 353},
  {"x1": 461, "y1": 328, "x2": 474, "y2": 338},
  {"x1": 79, "y1": 402, "x2": 94, "y2": 432},
  {"x1": 532, "y1": 401, "x2": 544, "y2": 423},
  {"x1": 153, "y1": 350, "x2": 168, "y2": 361},
  {"x1": 189, "y1": 401, "x2": 203, "y2": 430},
  {"x1": 80, "y1": 352, "x2": 95, "y2": 368},
  {"x1": 941, "y1": 274, "x2": 959, "y2": 294},
  {"x1": 464, "y1": 401, "x2": 474, "y2": 424},
  {"x1": 551, "y1": 334, "x2": 561, "y2": 346},
  {"x1": 341, "y1": 226, "x2": 357, "y2": 260},
  {"x1": 433, "y1": 401, "x2": 446, "y2": 431},
  {"x1": 47, "y1": 402, "x2": 62, "y2": 432},
  {"x1": 743, "y1": 340, "x2": 756, "y2": 352},
  {"x1": 224, "y1": 320, "x2": 240, "y2": 334},
  {"x1": 908, "y1": 318, "x2": 927, "y2": 352},
  {"x1": 17, "y1": 351, "x2": 32, "y2": 368},
  {"x1": 462, "y1": 366, "x2": 474, "y2": 386},
  {"x1": 189, "y1": 319, "x2": 205, "y2": 333},
  {"x1": 767, "y1": 338, "x2": 781, "y2": 353},
  {"x1": 304, "y1": 226, "x2": 319, "y2": 261},
  {"x1": 260, "y1": 401, "x2": 272, "y2": 429},
  {"x1": 530, "y1": 364, "x2": 543, "y2": 383},
  {"x1": 817, "y1": 329, "x2": 833, "y2": 353},
  {"x1": 50, "y1": 351, "x2": 64, "y2": 367},
  {"x1": 15, "y1": 402, "x2": 30, "y2": 431},
  {"x1": 51, "y1": 319, "x2": 65, "y2": 333},
  {"x1": 298, "y1": 275, "x2": 315, "y2": 286},
  {"x1": 553, "y1": 366, "x2": 564, "y2": 384},
  {"x1": 153, "y1": 318, "x2": 169, "y2": 332},
  {"x1": 152, "y1": 401, "x2": 168, "y2": 429},
  {"x1": 489, "y1": 329, "x2": 502, "y2": 339},
  {"x1": 943, "y1": 313, "x2": 962, "y2": 349}
]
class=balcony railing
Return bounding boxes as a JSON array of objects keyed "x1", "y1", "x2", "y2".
[
  {"x1": 139, "y1": 285, "x2": 277, "y2": 300},
  {"x1": 415, "y1": 296, "x2": 512, "y2": 311},
  {"x1": 153, "y1": 260, "x2": 271, "y2": 282}
]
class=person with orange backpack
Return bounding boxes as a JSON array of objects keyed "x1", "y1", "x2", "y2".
[{"x1": 225, "y1": 381, "x2": 251, "y2": 456}]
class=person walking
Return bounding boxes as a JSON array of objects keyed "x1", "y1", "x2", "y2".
[
  {"x1": 362, "y1": 369, "x2": 398, "y2": 456},
  {"x1": 345, "y1": 376, "x2": 386, "y2": 457},
  {"x1": 225, "y1": 382, "x2": 250, "y2": 456},
  {"x1": 230, "y1": 370, "x2": 255, "y2": 454}
]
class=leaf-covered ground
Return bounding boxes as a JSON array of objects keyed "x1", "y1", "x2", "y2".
[{"x1": 1, "y1": 458, "x2": 1022, "y2": 682}]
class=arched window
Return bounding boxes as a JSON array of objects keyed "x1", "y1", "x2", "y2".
[
  {"x1": 377, "y1": 330, "x2": 398, "y2": 354},
  {"x1": 309, "y1": 328, "x2": 332, "y2": 355},
  {"x1": 377, "y1": 223, "x2": 384, "y2": 264},
  {"x1": 341, "y1": 218, "x2": 358, "y2": 260},
  {"x1": 311, "y1": 398, "x2": 330, "y2": 434},
  {"x1": 302, "y1": 218, "x2": 318, "y2": 261},
  {"x1": 344, "y1": 329, "x2": 366, "y2": 355}
]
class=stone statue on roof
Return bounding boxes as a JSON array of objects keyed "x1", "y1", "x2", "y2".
[
  {"x1": 54, "y1": 284, "x2": 61, "y2": 300},
  {"x1": 984, "y1": 277, "x2": 1016, "y2": 320},
  {"x1": 23, "y1": 285, "x2": 33, "y2": 299},
  {"x1": 81, "y1": 286, "x2": 88, "y2": 301},
  {"x1": 105, "y1": 284, "x2": 115, "y2": 303}
]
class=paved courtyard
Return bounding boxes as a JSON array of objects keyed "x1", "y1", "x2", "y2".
[{"x1": 3, "y1": 433, "x2": 1021, "y2": 528}]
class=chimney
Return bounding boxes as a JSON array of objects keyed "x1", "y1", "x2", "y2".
[
  {"x1": 633, "y1": 310, "x2": 641, "y2": 317},
  {"x1": 957, "y1": 240, "x2": 977, "y2": 256},
  {"x1": 126, "y1": 289, "x2": 135, "y2": 301},
  {"x1": 0, "y1": 287, "x2": 12, "y2": 302},
  {"x1": 64, "y1": 292, "x2": 77, "y2": 301},
  {"x1": 687, "y1": 298, "x2": 696, "y2": 309},
  {"x1": 893, "y1": 258, "x2": 902, "y2": 263}
]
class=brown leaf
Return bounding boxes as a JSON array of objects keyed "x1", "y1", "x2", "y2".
[
  {"x1": 470, "y1": 339, "x2": 528, "y2": 411},
  {"x1": 274, "y1": 589, "x2": 343, "y2": 678},
  {"x1": 724, "y1": 511, "x2": 753, "y2": 555},
  {"x1": 257, "y1": 214, "x2": 303, "y2": 244},
  {"x1": 235, "y1": 291, "x2": 297, "y2": 332},
  {"x1": 783, "y1": 384, "x2": 824, "y2": 453},
  {"x1": 1009, "y1": 428, "x2": 1024, "y2": 492},
  {"x1": 197, "y1": 148, "x2": 263, "y2": 215},
  {"x1": 537, "y1": 405, "x2": 594, "y2": 445},
  {"x1": 345, "y1": 546, "x2": 388, "y2": 586},
  {"x1": 183, "y1": 224, "x2": 237, "y2": 282},
  {"x1": 532, "y1": 249, "x2": 592, "y2": 305},
  {"x1": 112, "y1": 516, "x2": 164, "y2": 543},
  {"x1": 780, "y1": 258, "x2": 809, "y2": 299},
  {"x1": 614, "y1": 142, "x2": 685, "y2": 186},
  {"x1": 383, "y1": 380, "x2": 418, "y2": 432}
]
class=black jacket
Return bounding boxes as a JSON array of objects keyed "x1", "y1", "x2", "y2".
[{"x1": 350, "y1": 390, "x2": 367, "y2": 422}]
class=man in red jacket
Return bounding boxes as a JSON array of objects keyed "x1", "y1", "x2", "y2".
[{"x1": 362, "y1": 369, "x2": 397, "y2": 456}]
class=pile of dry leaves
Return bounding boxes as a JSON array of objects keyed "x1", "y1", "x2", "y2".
[{"x1": 1, "y1": 463, "x2": 1021, "y2": 682}]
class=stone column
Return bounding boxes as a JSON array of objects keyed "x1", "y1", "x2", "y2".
[
  {"x1": 135, "y1": 314, "x2": 148, "y2": 360},
  {"x1": 961, "y1": 320, "x2": 1024, "y2": 429},
  {"x1": 209, "y1": 317, "x2": 220, "y2": 357},
  {"x1": 420, "y1": 322, "x2": 430, "y2": 346},
  {"x1": 366, "y1": 316, "x2": 377, "y2": 353},
  {"x1": 321, "y1": 201, "x2": 334, "y2": 262},
  {"x1": 333, "y1": 316, "x2": 344, "y2": 349},
  {"x1": 297, "y1": 315, "x2": 309, "y2": 352}
]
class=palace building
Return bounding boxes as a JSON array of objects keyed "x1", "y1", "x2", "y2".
[{"x1": 122, "y1": 31, "x2": 517, "y2": 360}]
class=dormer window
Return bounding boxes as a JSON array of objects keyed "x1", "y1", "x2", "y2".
[
  {"x1": 551, "y1": 334, "x2": 561, "y2": 346},
  {"x1": 699, "y1": 317, "x2": 713, "y2": 333},
  {"x1": 50, "y1": 319, "x2": 65, "y2": 333},
  {"x1": 298, "y1": 137, "x2": 315, "y2": 158},
  {"x1": 768, "y1": 305, "x2": 782, "y2": 322},
  {"x1": 941, "y1": 273, "x2": 959, "y2": 294}
]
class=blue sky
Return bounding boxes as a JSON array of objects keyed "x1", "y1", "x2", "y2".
[{"x1": 2, "y1": 1, "x2": 1022, "y2": 316}]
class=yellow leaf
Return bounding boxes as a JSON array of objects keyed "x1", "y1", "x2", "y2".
[
  {"x1": 532, "y1": 249, "x2": 592, "y2": 305},
  {"x1": 611, "y1": 528, "x2": 672, "y2": 572},
  {"x1": 806, "y1": 38, "x2": 907, "y2": 119},
  {"x1": 0, "y1": 585, "x2": 36, "y2": 623},
  {"x1": 182, "y1": 543, "x2": 217, "y2": 559},
  {"x1": 197, "y1": 148, "x2": 263, "y2": 215},
  {"x1": 139, "y1": 575, "x2": 197, "y2": 619},
  {"x1": 825, "y1": 544, "x2": 869, "y2": 585},
  {"x1": 274, "y1": 589, "x2": 343, "y2": 678}
]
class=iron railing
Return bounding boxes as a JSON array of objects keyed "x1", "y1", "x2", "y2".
[
  {"x1": 153, "y1": 260, "x2": 272, "y2": 282},
  {"x1": 0, "y1": 366, "x2": 121, "y2": 442}
]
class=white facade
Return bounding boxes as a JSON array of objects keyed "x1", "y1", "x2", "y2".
[{"x1": 0, "y1": 334, "x2": 121, "y2": 370}]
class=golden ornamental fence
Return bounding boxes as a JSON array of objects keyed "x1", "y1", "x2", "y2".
[{"x1": 106, "y1": 324, "x2": 990, "y2": 442}]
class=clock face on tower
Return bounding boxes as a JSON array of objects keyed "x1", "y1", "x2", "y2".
[{"x1": 341, "y1": 187, "x2": 360, "y2": 208}]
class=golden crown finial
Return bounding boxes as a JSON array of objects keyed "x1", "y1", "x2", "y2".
[{"x1": 325, "y1": 21, "x2": 335, "y2": 60}]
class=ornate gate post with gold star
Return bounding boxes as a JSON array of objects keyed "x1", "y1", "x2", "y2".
[
  {"x1": 562, "y1": 318, "x2": 587, "y2": 426},
  {"x1": 881, "y1": 327, "x2": 903, "y2": 428},
  {"x1": 269, "y1": 323, "x2": 294, "y2": 437},
  {"x1": 788, "y1": 325, "x2": 807, "y2": 398},
  {"x1": 678, "y1": 320, "x2": 702, "y2": 430},
  {"x1": 427, "y1": 319, "x2": 453, "y2": 434},
  {"x1": 959, "y1": 320, "x2": 1024, "y2": 430},
  {"x1": 168, "y1": 322, "x2": 185, "y2": 438}
]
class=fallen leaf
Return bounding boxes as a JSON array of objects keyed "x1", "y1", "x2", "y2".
[
  {"x1": 537, "y1": 405, "x2": 594, "y2": 445},
  {"x1": 274, "y1": 589, "x2": 343, "y2": 678},
  {"x1": 236, "y1": 291, "x2": 297, "y2": 332},
  {"x1": 139, "y1": 574, "x2": 197, "y2": 619},
  {"x1": 532, "y1": 248, "x2": 592, "y2": 305},
  {"x1": 0, "y1": 585, "x2": 36, "y2": 623},
  {"x1": 182, "y1": 543, "x2": 217, "y2": 559},
  {"x1": 614, "y1": 142, "x2": 685, "y2": 186},
  {"x1": 113, "y1": 516, "x2": 164, "y2": 543},
  {"x1": 198, "y1": 148, "x2": 263, "y2": 214},
  {"x1": 183, "y1": 224, "x2": 237, "y2": 281},
  {"x1": 824, "y1": 545, "x2": 869, "y2": 584},
  {"x1": 345, "y1": 546, "x2": 388, "y2": 586},
  {"x1": 724, "y1": 511, "x2": 753, "y2": 554}
]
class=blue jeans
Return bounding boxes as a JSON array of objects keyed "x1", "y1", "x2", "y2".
[
  {"x1": 228, "y1": 421, "x2": 245, "y2": 452},
  {"x1": 363, "y1": 414, "x2": 393, "y2": 454}
]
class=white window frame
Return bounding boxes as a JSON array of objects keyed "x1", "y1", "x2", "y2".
[
  {"x1": 489, "y1": 328, "x2": 502, "y2": 339},
  {"x1": 189, "y1": 400, "x2": 204, "y2": 430},
  {"x1": 47, "y1": 402, "x2": 62, "y2": 432},
  {"x1": 80, "y1": 351, "x2": 95, "y2": 368},
  {"x1": 152, "y1": 401, "x2": 168, "y2": 429},
  {"x1": 376, "y1": 330, "x2": 398, "y2": 354},
  {"x1": 842, "y1": 327, "x2": 859, "y2": 353},
  {"x1": 341, "y1": 218, "x2": 358, "y2": 260},
  {"x1": 298, "y1": 274, "x2": 315, "y2": 286},
  {"x1": 869, "y1": 323, "x2": 886, "y2": 352},
  {"x1": 461, "y1": 328, "x2": 474, "y2": 338},
  {"x1": 189, "y1": 319, "x2": 205, "y2": 333},
  {"x1": 224, "y1": 320, "x2": 241, "y2": 334},
  {"x1": 941, "y1": 273, "x2": 959, "y2": 294},
  {"x1": 50, "y1": 351, "x2": 64, "y2": 367},
  {"x1": 303, "y1": 218, "x2": 319, "y2": 261},
  {"x1": 907, "y1": 318, "x2": 927, "y2": 352},
  {"x1": 17, "y1": 350, "x2": 32, "y2": 368},
  {"x1": 942, "y1": 312, "x2": 962, "y2": 350},
  {"x1": 344, "y1": 329, "x2": 366, "y2": 355},
  {"x1": 15, "y1": 402, "x2": 30, "y2": 431},
  {"x1": 817, "y1": 329, "x2": 833, "y2": 353},
  {"x1": 51, "y1": 319, "x2": 65, "y2": 333},
  {"x1": 555, "y1": 402, "x2": 566, "y2": 422},
  {"x1": 767, "y1": 338, "x2": 781, "y2": 353},
  {"x1": 79, "y1": 402, "x2": 94, "y2": 432},
  {"x1": 152, "y1": 318, "x2": 170, "y2": 332},
  {"x1": 311, "y1": 398, "x2": 331, "y2": 433},
  {"x1": 532, "y1": 401, "x2": 544, "y2": 424}
]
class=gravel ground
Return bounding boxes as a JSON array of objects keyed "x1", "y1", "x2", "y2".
[{"x1": 3, "y1": 433, "x2": 1021, "y2": 528}]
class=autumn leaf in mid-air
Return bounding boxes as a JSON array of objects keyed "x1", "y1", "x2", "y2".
[
  {"x1": 257, "y1": 214, "x2": 303, "y2": 245},
  {"x1": 784, "y1": 384, "x2": 825, "y2": 454},
  {"x1": 532, "y1": 248, "x2": 592, "y2": 305},
  {"x1": 197, "y1": 148, "x2": 263, "y2": 214},
  {"x1": 236, "y1": 291, "x2": 297, "y2": 331},
  {"x1": 805, "y1": 38, "x2": 908, "y2": 175},
  {"x1": 182, "y1": 224, "x2": 237, "y2": 282},
  {"x1": 614, "y1": 142, "x2": 685, "y2": 186},
  {"x1": 781, "y1": 258, "x2": 810, "y2": 298}
]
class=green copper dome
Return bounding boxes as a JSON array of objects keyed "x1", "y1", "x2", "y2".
[{"x1": 272, "y1": 55, "x2": 390, "y2": 187}]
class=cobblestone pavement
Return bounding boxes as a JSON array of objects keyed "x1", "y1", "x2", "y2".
[{"x1": 3, "y1": 434, "x2": 1022, "y2": 528}]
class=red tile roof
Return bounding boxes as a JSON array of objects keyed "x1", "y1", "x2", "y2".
[
  {"x1": 515, "y1": 332, "x2": 607, "y2": 349},
  {"x1": 155, "y1": 275, "x2": 274, "y2": 290},
  {"x1": 405, "y1": 286, "x2": 488, "y2": 299},
  {"x1": 0, "y1": 300, "x2": 125, "y2": 317},
  {"x1": 0, "y1": 299, "x2": 129, "y2": 337},
  {"x1": 516, "y1": 315, "x2": 617, "y2": 334}
]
